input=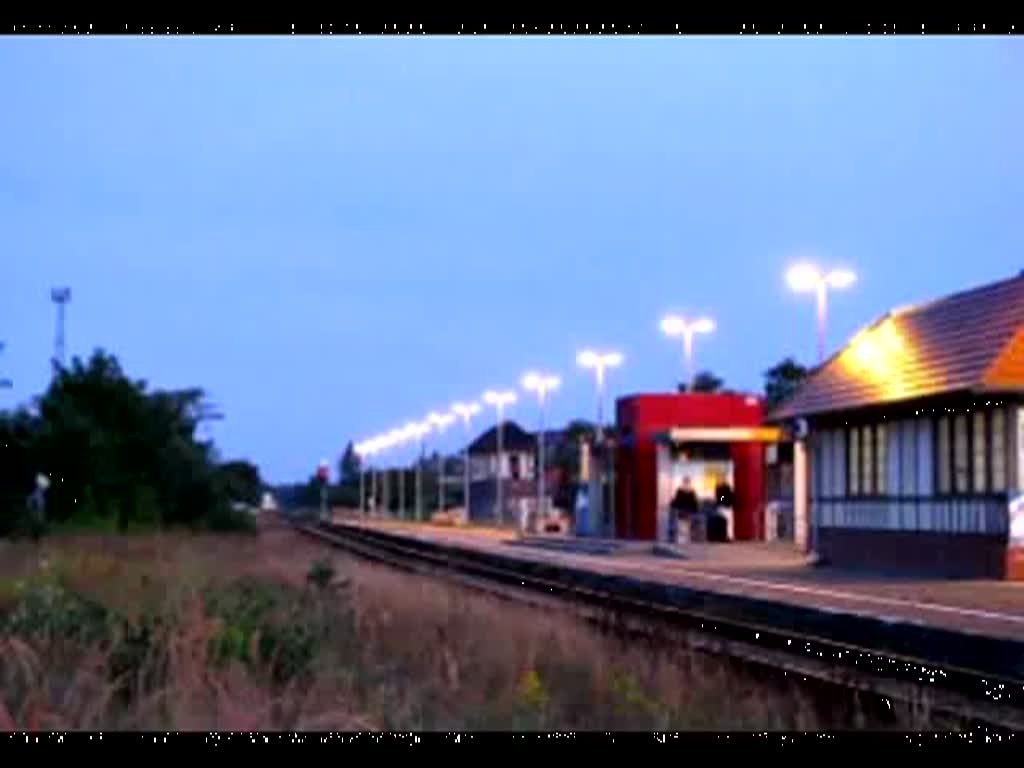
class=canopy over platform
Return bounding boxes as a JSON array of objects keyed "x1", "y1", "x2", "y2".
[{"x1": 656, "y1": 426, "x2": 786, "y2": 444}]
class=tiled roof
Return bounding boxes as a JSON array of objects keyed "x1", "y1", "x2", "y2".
[
  {"x1": 466, "y1": 421, "x2": 536, "y2": 454},
  {"x1": 769, "y1": 272, "x2": 1024, "y2": 420}
]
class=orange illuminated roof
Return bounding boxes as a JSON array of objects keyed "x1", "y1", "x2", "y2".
[{"x1": 769, "y1": 272, "x2": 1024, "y2": 420}]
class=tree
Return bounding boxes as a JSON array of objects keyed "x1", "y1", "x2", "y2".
[
  {"x1": 0, "y1": 349, "x2": 244, "y2": 533},
  {"x1": 763, "y1": 357, "x2": 809, "y2": 409},
  {"x1": 680, "y1": 370, "x2": 725, "y2": 393},
  {"x1": 548, "y1": 420, "x2": 596, "y2": 491},
  {"x1": 338, "y1": 441, "x2": 362, "y2": 486},
  {"x1": 217, "y1": 460, "x2": 263, "y2": 506}
]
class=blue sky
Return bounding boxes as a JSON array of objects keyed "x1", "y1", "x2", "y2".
[{"x1": 1, "y1": 37, "x2": 1021, "y2": 481}]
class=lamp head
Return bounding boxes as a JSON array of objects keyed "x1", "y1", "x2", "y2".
[
  {"x1": 578, "y1": 349, "x2": 623, "y2": 369},
  {"x1": 523, "y1": 372, "x2": 560, "y2": 396},
  {"x1": 428, "y1": 410, "x2": 455, "y2": 430},
  {"x1": 786, "y1": 263, "x2": 823, "y2": 293},
  {"x1": 452, "y1": 401, "x2": 482, "y2": 419},
  {"x1": 826, "y1": 269, "x2": 856, "y2": 290},
  {"x1": 483, "y1": 389, "x2": 517, "y2": 408},
  {"x1": 661, "y1": 315, "x2": 686, "y2": 337},
  {"x1": 691, "y1": 317, "x2": 715, "y2": 335}
]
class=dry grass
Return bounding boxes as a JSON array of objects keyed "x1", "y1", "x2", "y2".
[{"x1": 0, "y1": 515, "x2": 950, "y2": 731}]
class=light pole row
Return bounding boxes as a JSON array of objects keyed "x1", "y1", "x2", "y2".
[
  {"x1": 352, "y1": 355, "x2": 614, "y2": 530},
  {"x1": 658, "y1": 262, "x2": 855, "y2": 389},
  {"x1": 345, "y1": 262, "x2": 854, "y2": 532}
]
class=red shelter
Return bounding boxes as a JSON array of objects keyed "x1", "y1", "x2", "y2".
[{"x1": 614, "y1": 392, "x2": 781, "y2": 541}]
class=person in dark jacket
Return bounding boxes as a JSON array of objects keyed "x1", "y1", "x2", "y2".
[
  {"x1": 714, "y1": 480, "x2": 736, "y2": 541},
  {"x1": 669, "y1": 477, "x2": 699, "y2": 543}
]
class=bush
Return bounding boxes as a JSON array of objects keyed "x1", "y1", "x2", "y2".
[
  {"x1": 124, "y1": 485, "x2": 163, "y2": 529},
  {"x1": 202, "y1": 503, "x2": 257, "y2": 533},
  {"x1": 3, "y1": 575, "x2": 111, "y2": 646},
  {"x1": 306, "y1": 558, "x2": 335, "y2": 590},
  {"x1": 202, "y1": 575, "x2": 355, "y2": 684},
  {"x1": 1, "y1": 502, "x2": 46, "y2": 541},
  {"x1": 327, "y1": 484, "x2": 360, "y2": 509}
]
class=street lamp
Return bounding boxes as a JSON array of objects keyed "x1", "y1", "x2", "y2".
[
  {"x1": 786, "y1": 263, "x2": 857, "y2": 362},
  {"x1": 428, "y1": 410, "x2": 456, "y2": 517},
  {"x1": 398, "y1": 422, "x2": 421, "y2": 520},
  {"x1": 382, "y1": 428, "x2": 405, "y2": 518},
  {"x1": 411, "y1": 420, "x2": 433, "y2": 521},
  {"x1": 451, "y1": 401, "x2": 482, "y2": 522},
  {"x1": 660, "y1": 315, "x2": 715, "y2": 391},
  {"x1": 482, "y1": 389, "x2": 517, "y2": 526},
  {"x1": 354, "y1": 441, "x2": 370, "y2": 517},
  {"x1": 577, "y1": 350, "x2": 624, "y2": 539},
  {"x1": 576, "y1": 349, "x2": 623, "y2": 438},
  {"x1": 365, "y1": 437, "x2": 383, "y2": 517},
  {"x1": 522, "y1": 372, "x2": 560, "y2": 523}
]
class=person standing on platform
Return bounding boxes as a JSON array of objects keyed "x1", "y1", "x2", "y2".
[
  {"x1": 715, "y1": 480, "x2": 736, "y2": 541},
  {"x1": 670, "y1": 477, "x2": 698, "y2": 544}
]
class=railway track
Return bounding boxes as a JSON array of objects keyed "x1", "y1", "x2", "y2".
[{"x1": 296, "y1": 517, "x2": 1024, "y2": 730}]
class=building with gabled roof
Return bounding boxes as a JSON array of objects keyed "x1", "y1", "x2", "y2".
[{"x1": 768, "y1": 272, "x2": 1024, "y2": 578}]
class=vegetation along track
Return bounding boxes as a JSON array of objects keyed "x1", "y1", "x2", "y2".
[{"x1": 295, "y1": 517, "x2": 1024, "y2": 730}]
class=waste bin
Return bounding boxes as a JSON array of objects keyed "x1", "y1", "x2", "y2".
[{"x1": 706, "y1": 510, "x2": 728, "y2": 542}]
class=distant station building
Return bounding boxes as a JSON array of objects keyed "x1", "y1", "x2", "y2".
[
  {"x1": 770, "y1": 273, "x2": 1024, "y2": 579},
  {"x1": 614, "y1": 392, "x2": 784, "y2": 541},
  {"x1": 464, "y1": 421, "x2": 537, "y2": 523}
]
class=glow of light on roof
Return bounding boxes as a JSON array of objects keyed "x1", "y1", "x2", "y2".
[{"x1": 840, "y1": 319, "x2": 910, "y2": 398}]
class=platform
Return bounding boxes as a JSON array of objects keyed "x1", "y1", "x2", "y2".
[{"x1": 335, "y1": 517, "x2": 1024, "y2": 644}]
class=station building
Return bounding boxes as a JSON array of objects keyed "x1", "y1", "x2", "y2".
[
  {"x1": 614, "y1": 392, "x2": 784, "y2": 541},
  {"x1": 769, "y1": 272, "x2": 1024, "y2": 579}
]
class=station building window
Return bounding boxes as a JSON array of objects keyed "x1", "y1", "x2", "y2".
[
  {"x1": 992, "y1": 408, "x2": 1007, "y2": 492},
  {"x1": 972, "y1": 411, "x2": 988, "y2": 493},
  {"x1": 936, "y1": 417, "x2": 951, "y2": 495},
  {"x1": 876, "y1": 423, "x2": 887, "y2": 495},
  {"x1": 848, "y1": 428, "x2": 860, "y2": 496},
  {"x1": 860, "y1": 425, "x2": 874, "y2": 495},
  {"x1": 953, "y1": 414, "x2": 969, "y2": 494},
  {"x1": 840, "y1": 406, "x2": 1010, "y2": 503},
  {"x1": 932, "y1": 406, "x2": 1009, "y2": 497}
]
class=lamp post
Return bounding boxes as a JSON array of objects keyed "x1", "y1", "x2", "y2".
[
  {"x1": 482, "y1": 389, "x2": 517, "y2": 526},
  {"x1": 576, "y1": 350, "x2": 623, "y2": 439},
  {"x1": 354, "y1": 441, "x2": 369, "y2": 517},
  {"x1": 382, "y1": 429, "x2": 404, "y2": 518},
  {"x1": 365, "y1": 435, "x2": 388, "y2": 517},
  {"x1": 786, "y1": 263, "x2": 857, "y2": 363},
  {"x1": 522, "y1": 372, "x2": 560, "y2": 523},
  {"x1": 660, "y1": 315, "x2": 715, "y2": 391},
  {"x1": 369, "y1": 447, "x2": 378, "y2": 516},
  {"x1": 452, "y1": 401, "x2": 482, "y2": 522},
  {"x1": 412, "y1": 420, "x2": 432, "y2": 522},
  {"x1": 428, "y1": 411, "x2": 456, "y2": 517},
  {"x1": 577, "y1": 350, "x2": 623, "y2": 538},
  {"x1": 383, "y1": 456, "x2": 391, "y2": 517},
  {"x1": 399, "y1": 423, "x2": 419, "y2": 520}
]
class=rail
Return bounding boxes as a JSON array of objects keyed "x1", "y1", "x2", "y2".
[{"x1": 294, "y1": 517, "x2": 1024, "y2": 730}]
